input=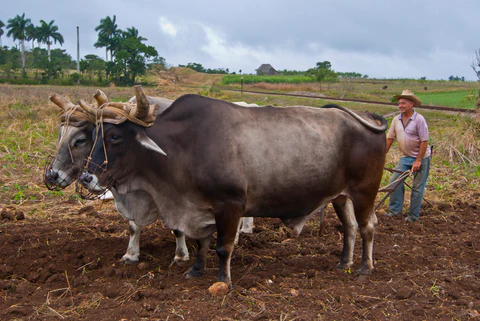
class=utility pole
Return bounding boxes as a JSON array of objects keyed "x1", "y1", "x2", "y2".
[{"x1": 76, "y1": 26, "x2": 80, "y2": 74}]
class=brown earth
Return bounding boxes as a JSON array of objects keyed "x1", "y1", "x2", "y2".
[{"x1": 0, "y1": 192, "x2": 479, "y2": 321}]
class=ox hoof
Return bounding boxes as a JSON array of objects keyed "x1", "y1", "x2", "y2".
[
  {"x1": 336, "y1": 262, "x2": 354, "y2": 271},
  {"x1": 121, "y1": 255, "x2": 140, "y2": 265},
  {"x1": 356, "y1": 259, "x2": 374, "y2": 276},
  {"x1": 356, "y1": 266, "x2": 373, "y2": 276},
  {"x1": 356, "y1": 274, "x2": 370, "y2": 282},
  {"x1": 174, "y1": 255, "x2": 190, "y2": 263},
  {"x1": 169, "y1": 256, "x2": 190, "y2": 268},
  {"x1": 184, "y1": 268, "x2": 204, "y2": 279}
]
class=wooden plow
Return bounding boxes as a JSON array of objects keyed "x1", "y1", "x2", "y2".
[{"x1": 374, "y1": 167, "x2": 432, "y2": 211}]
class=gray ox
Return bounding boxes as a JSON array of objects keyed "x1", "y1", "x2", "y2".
[
  {"x1": 79, "y1": 86, "x2": 387, "y2": 286},
  {"x1": 45, "y1": 91, "x2": 253, "y2": 264},
  {"x1": 45, "y1": 92, "x2": 190, "y2": 264}
]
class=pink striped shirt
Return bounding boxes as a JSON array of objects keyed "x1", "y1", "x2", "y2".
[{"x1": 387, "y1": 111, "x2": 431, "y2": 159}]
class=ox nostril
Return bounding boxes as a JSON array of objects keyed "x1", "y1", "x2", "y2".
[
  {"x1": 81, "y1": 173, "x2": 93, "y2": 184},
  {"x1": 47, "y1": 170, "x2": 59, "y2": 182}
]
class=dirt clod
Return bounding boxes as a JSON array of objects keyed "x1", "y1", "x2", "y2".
[
  {"x1": 0, "y1": 265, "x2": 13, "y2": 277},
  {"x1": 77, "y1": 205, "x2": 95, "y2": 215},
  {"x1": 0, "y1": 208, "x2": 25, "y2": 221},
  {"x1": 208, "y1": 282, "x2": 229, "y2": 296}
]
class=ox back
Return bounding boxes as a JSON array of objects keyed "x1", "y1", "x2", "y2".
[{"x1": 82, "y1": 94, "x2": 387, "y2": 286}]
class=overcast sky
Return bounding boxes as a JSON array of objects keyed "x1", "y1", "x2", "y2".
[{"x1": 2, "y1": 0, "x2": 479, "y2": 80}]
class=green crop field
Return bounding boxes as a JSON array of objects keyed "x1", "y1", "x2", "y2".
[
  {"x1": 417, "y1": 90, "x2": 476, "y2": 109},
  {"x1": 219, "y1": 74, "x2": 477, "y2": 109},
  {"x1": 222, "y1": 74, "x2": 314, "y2": 85}
]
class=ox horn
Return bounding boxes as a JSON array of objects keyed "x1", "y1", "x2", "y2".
[
  {"x1": 79, "y1": 99, "x2": 122, "y2": 120},
  {"x1": 79, "y1": 99, "x2": 98, "y2": 115},
  {"x1": 93, "y1": 90, "x2": 109, "y2": 107},
  {"x1": 49, "y1": 93, "x2": 77, "y2": 111},
  {"x1": 106, "y1": 102, "x2": 133, "y2": 114},
  {"x1": 134, "y1": 85, "x2": 150, "y2": 118}
]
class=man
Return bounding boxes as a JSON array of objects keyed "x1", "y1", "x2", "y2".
[{"x1": 385, "y1": 89, "x2": 431, "y2": 222}]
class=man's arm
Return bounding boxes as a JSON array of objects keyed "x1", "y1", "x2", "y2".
[
  {"x1": 386, "y1": 138, "x2": 394, "y2": 154},
  {"x1": 412, "y1": 141, "x2": 428, "y2": 172}
]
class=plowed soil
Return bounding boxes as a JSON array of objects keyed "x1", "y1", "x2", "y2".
[{"x1": 0, "y1": 193, "x2": 479, "y2": 320}]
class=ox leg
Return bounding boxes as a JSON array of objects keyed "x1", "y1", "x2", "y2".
[
  {"x1": 185, "y1": 236, "x2": 211, "y2": 278},
  {"x1": 234, "y1": 217, "x2": 254, "y2": 245},
  {"x1": 332, "y1": 196, "x2": 357, "y2": 270},
  {"x1": 239, "y1": 217, "x2": 254, "y2": 234},
  {"x1": 215, "y1": 201, "x2": 244, "y2": 286},
  {"x1": 122, "y1": 221, "x2": 142, "y2": 264},
  {"x1": 352, "y1": 198, "x2": 377, "y2": 275},
  {"x1": 172, "y1": 230, "x2": 190, "y2": 265},
  {"x1": 318, "y1": 208, "x2": 326, "y2": 235}
]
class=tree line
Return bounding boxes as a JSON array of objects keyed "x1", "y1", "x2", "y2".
[
  {"x1": 0, "y1": 13, "x2": 382, "y2": 87},
  {"x1": 0, "y1": 13, "x2": 164, "y2": 85},
  {"x1": 2, "y1": 13, "x2": 467, "y2": 86}
]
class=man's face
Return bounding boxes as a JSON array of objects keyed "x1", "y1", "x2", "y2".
[{"x1": 398, "y1": 98, "x2": 414, "y2": 115}]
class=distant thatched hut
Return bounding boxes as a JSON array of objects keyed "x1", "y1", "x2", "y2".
[{"x1": 256, "y1": 64, "x2": 279, "y2": 76}]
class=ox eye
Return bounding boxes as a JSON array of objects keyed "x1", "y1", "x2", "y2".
[
  {"x1": 108, "y1": 135, "x2": 123, "y2": 144},
  {"x1": 74, "y1": 138, "x2": 86, "y2": 147}
]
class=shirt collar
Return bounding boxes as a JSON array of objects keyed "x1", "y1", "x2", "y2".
[{"x1": 399, "y1": 110, "x2": 417, "y2": 121}]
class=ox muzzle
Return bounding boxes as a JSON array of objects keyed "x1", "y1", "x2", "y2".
[
  {"x1": 43, "y1": 155, "x2": 75, "y2": 190},
  {"x1": 76, "y1": 159, "x2": 116, "y2": 200}
]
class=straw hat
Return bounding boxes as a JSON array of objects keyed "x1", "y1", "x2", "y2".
[{"x1": 394, "y1": 89, "x2": 421, "y2": 106}]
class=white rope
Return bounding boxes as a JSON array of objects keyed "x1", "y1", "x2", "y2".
[{"x1": 380, "y1": 170, "x2": 413, "y2": 191}]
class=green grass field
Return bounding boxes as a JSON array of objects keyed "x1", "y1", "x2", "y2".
[
  {"x1": 222, "y1": 74, "x2": 314, "y2": 85},
  {"x1": 220, "y1": 74, "x2": 477, "y2": 109},
  {"x1": 417, "y1": 90, "x2": 476, "y2": 109}
]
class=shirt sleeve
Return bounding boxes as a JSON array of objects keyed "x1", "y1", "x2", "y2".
[
  {"x1": 386, "y1": 118, "x2": 397, "y2": 139},
  {"x1": 416, "y1": 115, "x2": 429, "y2": 141}
]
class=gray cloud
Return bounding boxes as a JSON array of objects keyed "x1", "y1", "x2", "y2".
[{"x1": 2, "y1": 0, "x2": 479, "y2": 80}]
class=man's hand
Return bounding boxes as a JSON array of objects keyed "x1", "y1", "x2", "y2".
[
  {"x1": 413, "y1": 141, "x2": 429, "y2": 172},
  {"x1": 412, "y1": 160, "x2": 422, "y2": 172}
]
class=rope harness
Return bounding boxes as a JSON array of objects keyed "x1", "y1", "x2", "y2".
[
  {"x1": 374, "y1": 168, "x2": 415, "y2": 211},
  {"x1": 379, "y1": 169, "x2": 414, "y2": 192},
  {"x1": 84, "y1": 101, "x2": 158, "y2": 172},
  {"x1": 78, "y1": 101, "x2": 158, "y2": 199},
  {"x1": 60, "y1": 106, "x2": 95, "y2": 164},
  {"x1": 46, "y1": 87, "x2": 156, "y2": 196},
  {"x1": 44, "y1": 105, "x2": 95, "y2": 190}
]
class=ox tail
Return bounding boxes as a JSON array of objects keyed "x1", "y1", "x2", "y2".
[{"x1": 321, "y1": 104, "x2": 388, "y2": 133}]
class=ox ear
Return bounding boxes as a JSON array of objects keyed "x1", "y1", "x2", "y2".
[{"x1": 135, "y1": 132, "x2": 167, "y2": 156}]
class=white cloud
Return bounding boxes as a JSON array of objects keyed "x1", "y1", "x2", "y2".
[
  {"x1": 158, "y1": 17, "x2": 177, "y2": 37},
  {"x1": 199, "y1": 24, "x2": 271, "y2": 69}
]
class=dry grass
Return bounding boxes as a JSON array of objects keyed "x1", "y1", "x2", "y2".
[
  {"x1": 0, "y1": 82, "x2": 207, "y2": 209},
  {"x1": 0, "y1": 81, "x2": 478, "y2": 214},
  {"x1": 0, "y1": 80, "x2": 478, "y2": 320},
  {"x1": 247, "y1": 82, "x2": 321, "y2": 93},
  {"x1": 162, "y1": 67, "x2": 223, "y2": 87}
]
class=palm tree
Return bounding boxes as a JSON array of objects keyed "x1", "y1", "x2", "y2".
[
  {"x1": 94, "y1": 15, "x2": 119, "y2": 62},
  {"x1": 25, "y1": 24, "x2": 39, "y2": 49},
  {"x1": 0, "y1": 20, "x2": 5, "y2": 48},
  {"x1": 94, "y1": 33, "x2": 109, "y2": 61},
  {"x1": 37, "y1": 20, "x2": 64, "y2": 62},
  {"x1": 123, "y1": 27, "x2": 147, "y2": 42},
  {"x1": 6, "y1": 13, "x2": 32, "y2": 77}
]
